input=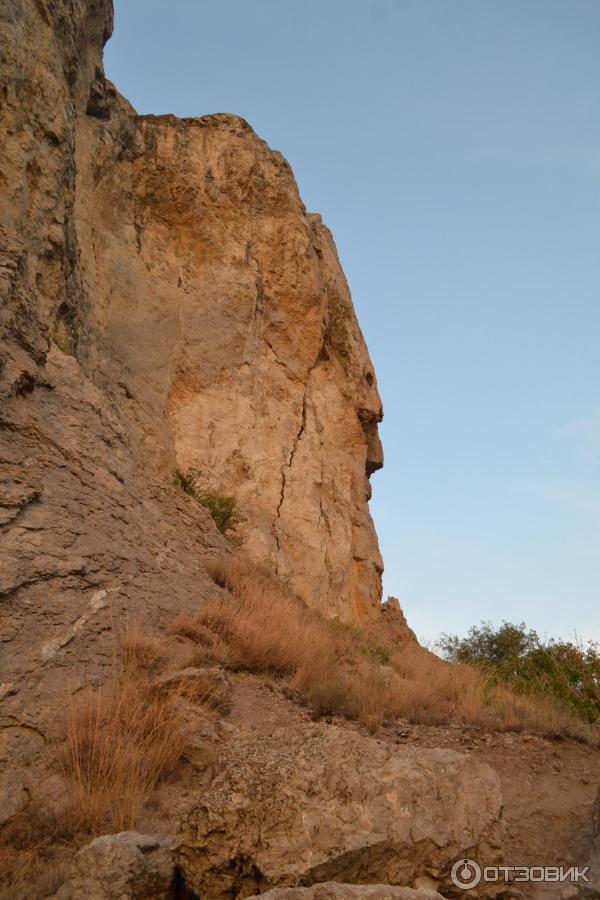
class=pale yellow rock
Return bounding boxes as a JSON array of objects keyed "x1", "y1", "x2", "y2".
[{"x1": 77, "y1": 113, "x2": 385, "y2": 623}]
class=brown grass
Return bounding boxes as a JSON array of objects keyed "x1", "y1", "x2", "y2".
[
  {"x1": 64, "y1": 673, "x2": 186, "y2": 833},
  {"x1": 191, "y1": 558, "x2": 594, "y2": 740},
  {"x1": 119, "y1": 619, "x2": 168, "y2": 672},
  {"x1": 61, "y1": 622, "x2": 204, "y2": 834},
  {"x1": 0, "y1": 805, "x2": 72, "y2": 900}
]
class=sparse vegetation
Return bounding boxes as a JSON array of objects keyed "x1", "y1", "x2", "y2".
[
  {"x1": 120, "y1": 618, "x2": 167, "y2": 672},
  {"x1": 175, "y1": 468, "x2": 246, "y2": 543},
  {"x1": 64, "y1": 673, "x2": 186, "y2": 833},
  {"x1": 177, "y1": 559, "x2": 594, "y2": 739},
  {"x1": 61, "y1": 623, "x2": 208, "y2": 834},
  {"x1": 438, "y1": 620, "x2": 600, "y2": 724}
]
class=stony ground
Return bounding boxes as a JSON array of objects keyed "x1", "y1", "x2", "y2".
[
  {"x1": 385, "y1": 720, "x2": 600, "y2": 890},
  {"x1": 141, "y1": 672, "x2": 600, "y2": 900}
]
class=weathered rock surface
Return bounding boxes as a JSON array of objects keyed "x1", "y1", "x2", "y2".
[
  {"x1": 78, "y1": 111, "x2": 385, "y2": 623},
  {"x1": 0, "y1": 0, "x2": 388, "y2": 820},
  {"x1": 174, "y1": 723, "x2": 503, "y2": 898},
  {"x1": 56, "y1": 831, "x2": 175, "y2": 900},
  {"x1": 248, "y1": 885, "x2": 444, "y2": 899},
  {"x1": 1, "y1": 0, "x2": 384, "y2": 627}
]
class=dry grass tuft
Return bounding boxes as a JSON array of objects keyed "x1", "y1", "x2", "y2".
[
  {"x1": 119, "y1": 619, "x2": 167, "y2": 672},
  {"x1": 169, "y1": 612, "x2": 219, "y2": 648},
  {"x1": 180, "y1": 558, "x2": 595, "y2": 740},
  {"x1": 63, "y1": 672, "x2": 186, "y2": 834},
  {"x1": 203, "y1": 557, "x2": 235, "y2": 591},
  {"x1": 61, "y1": 623, "x2": 207, "y2": 834}
]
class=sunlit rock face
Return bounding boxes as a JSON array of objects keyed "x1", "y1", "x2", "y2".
[{"x1": 1, "y1": 0, "x2": 384, "y2": 623}]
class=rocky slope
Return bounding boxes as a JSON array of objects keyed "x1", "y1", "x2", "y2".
[{"x1": 0, "y1": 0, "x2": 392, "y2": 867}]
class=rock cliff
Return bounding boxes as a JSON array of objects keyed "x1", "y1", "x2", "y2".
[{"x1": 1, "y1": 0, "x2": 384, "y2": 627}]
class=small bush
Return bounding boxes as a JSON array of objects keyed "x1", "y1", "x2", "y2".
[
  {"x1": 438, "y1": 621, "x2": 600, "y2": 723},
  {"x1": 175, "y1": 468, "x2": 246, "y2": 542}
]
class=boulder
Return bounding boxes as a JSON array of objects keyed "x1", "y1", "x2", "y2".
[
  {"x1": 56, "y1": 831, "x2": 175, "y2": 900},
  {"x1": 174, "y1": 723, "x2": 503, "y2": 899}
]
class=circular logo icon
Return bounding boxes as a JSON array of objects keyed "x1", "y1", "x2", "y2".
[{"x1": 451, "y1": 858, "x2": 482, "y2": 890}]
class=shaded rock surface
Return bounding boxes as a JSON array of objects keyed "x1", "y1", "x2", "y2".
[
  {"x1": 174, "y1": 722, "x2": 503, "y2": 898},
  {"x1": 248, "y1": 885, "x2": 444, "y2": 899},
  {"x1": 56, "y1": 831, "x2": 175, "y2": 900},
  {"x1": 1, "y1": 0, "x2": 384, "y2": 630}
]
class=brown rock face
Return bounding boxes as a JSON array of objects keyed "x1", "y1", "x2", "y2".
[
  {"x1": 0, "y1": 0, "x2": 387, "y2": 822},
  {"x1": 78, "y1": 112, "x2": 384, "y2": 623},
  {"x1": 1, "y1": 0, "x2": 383, "y2": 625}
]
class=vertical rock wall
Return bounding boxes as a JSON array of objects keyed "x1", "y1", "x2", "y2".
[{"x1": 2, "y1": 0, "x2": 385, "y2": 623}]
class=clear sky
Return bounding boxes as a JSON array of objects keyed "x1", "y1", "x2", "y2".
[{"x1": 106, "y1": 0, "x2": 600, "y2": 645}]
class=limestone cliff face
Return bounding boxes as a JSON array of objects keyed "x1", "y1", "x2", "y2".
[
  {"x1": 1, "y1": 0, "x2": 383, "y2": 624},
  {"x1": 78, "y1": 114, "x2": 385, "y2": 622}
]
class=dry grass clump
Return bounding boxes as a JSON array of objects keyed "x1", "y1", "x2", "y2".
[
  {"x1": 64, "y1": 673, "x2": 186, "y2": 833},
  {"x1": 191, "y1": 558, "x2": 594, "y2": 739},
  {"x1": 200, "y1": 561, "x2": 333, "y2": 675},
  {"x1": 62, "y1": 622, "x2": 202, "y2": 834},
  {"x1": 119, "y1": 619, "x2": 167, "y2": 672}
]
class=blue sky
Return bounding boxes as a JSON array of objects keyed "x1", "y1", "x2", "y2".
[{"x1": 106, "y1": 0, "x2": 600, "y2": 644}]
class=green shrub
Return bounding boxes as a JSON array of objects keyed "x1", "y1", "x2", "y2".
[
  {"x1": 438, "y1": 621, "x2": 600, "y2": 723},
  {"x1": 175, "y1": 468, "x2": 246, "y2": 543}
]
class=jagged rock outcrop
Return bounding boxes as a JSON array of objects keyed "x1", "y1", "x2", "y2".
[
  {"x1": 174, "y1": 722, "x2": 503, "y2": 898},
  {"x1": 0, "y1": 0, "x2": 386, "y2": 818},
  {"x1": 76, "y1": 111, "x2": 384, "y2": 623},
  {"x1": 1, "y1": 0, "x2": 384, "y2": 626}
]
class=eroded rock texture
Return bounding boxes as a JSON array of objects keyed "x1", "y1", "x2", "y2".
[
  {"x1": 2, "y1": 0, "x2": 383, "y2": 625},
  {"x1": 78, "y1": 113, "x2": 384, "y2": 623},
  {"x1": 0, "y1": 0, "x2": 387, "y2": 826},
  {"x1": 56, "y1": 832, "x2": 176, "y2": 900},
  {"x1": 248, "y1": 886, "x2": 444, "y2": 900},
  {"x1": 175, "y1": 723, "x2": 503, "y2": 898}
]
